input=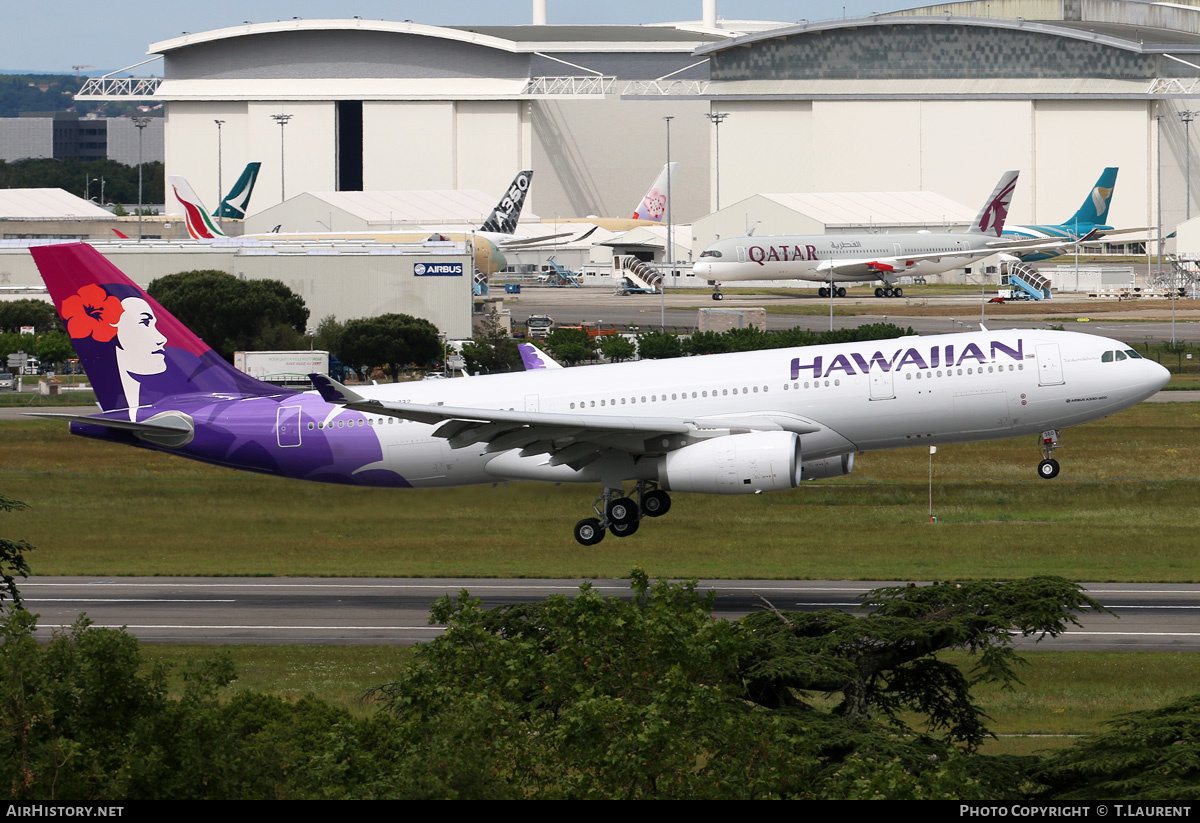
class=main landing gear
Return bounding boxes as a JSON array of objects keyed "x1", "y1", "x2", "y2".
[
  {"x1": 711, "y1": 284, "x2": 724, "y2": 301},
  {"x1": 818, "y1": 286, "x2": 846, "y2": 298},
  {"x1": 1037, "y1": 429, "x2": 1061, "y2": 479},
  {"x1": 874, "y1": 286, "x2": 904, "y2": 298},
  {"x1": 573, "y1": 481, "x2": 672, "y2": 545}
]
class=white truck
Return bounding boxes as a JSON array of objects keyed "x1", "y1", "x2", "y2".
[{"x1": 233, "y1": 351, "x2": 330, "y2": 386}]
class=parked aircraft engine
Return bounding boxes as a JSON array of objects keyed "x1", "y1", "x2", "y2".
[
  {"x1": 800, "y1": 452, "x2": 855, "y2": 480},
  {"x1": 655, "y1": 431, "x2": 801, "y2": 494}
]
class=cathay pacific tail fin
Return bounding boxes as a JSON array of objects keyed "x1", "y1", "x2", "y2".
[{"x1": 215, "y1": 162, "x2": 262, "y2": 220}]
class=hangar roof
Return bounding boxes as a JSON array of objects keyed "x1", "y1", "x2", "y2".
[
  {"x1": 748, "y1": 191, "x2": 975, "y2": 229},
  {"x1": 0, "y1": 189, "x2": 112, "y2": 219}
]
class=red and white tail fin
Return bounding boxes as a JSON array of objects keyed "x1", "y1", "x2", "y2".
[
  {"x1": 969, "y1": 171, "x2": 1020, "y2": 238},
  {"x1": 631, "y1": 162, "x2": 677, "y2": 221},
  {"x1": 168, "y1": 176, "x2": 226, "y2": 239}
]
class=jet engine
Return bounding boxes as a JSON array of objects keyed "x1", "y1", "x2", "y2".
[
  {"x1": 655, "y1": 431, "x2": 801, "y2": 494},
  {"x1": 800, "y1": 452, "x2": 855, "y2": 480}
]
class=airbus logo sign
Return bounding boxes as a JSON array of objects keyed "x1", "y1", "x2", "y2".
[{"x1": 414, "y1": 263, "x2": 464, "y2": 276}]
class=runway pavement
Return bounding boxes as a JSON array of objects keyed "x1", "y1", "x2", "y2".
[{"x1": 18, "y1": 577, "x2": 1200, "y2": 651}]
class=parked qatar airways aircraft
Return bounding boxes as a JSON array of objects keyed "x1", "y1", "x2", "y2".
[
  {"x1": 28, "y1": 243, "x2": 1168, "y2": 545},
  {"x1": 693, "y1": 171, "x2": 1071, "y2": 301}
]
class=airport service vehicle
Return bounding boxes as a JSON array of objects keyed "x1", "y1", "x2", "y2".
[
  {"x1": 0, "y1": 373, "x2": 13, "y2": 391},
  {"x1": 27, "y1": 243, "x2": 1169, "y2": 545},
  {"x1": 693, "y1": 171, "x2": 1075, "y2": 301}
]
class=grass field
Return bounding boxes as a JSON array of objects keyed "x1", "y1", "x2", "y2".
[{"x1": 5, "y1": 402, "x2": 1199, "y2": 580}]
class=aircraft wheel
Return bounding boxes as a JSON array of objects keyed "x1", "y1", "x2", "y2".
[
  {"x1": 610, "y1": 519, "x2": 640, "y2": 538},
  {"x1": 836, "y1": 287, "x2": 847, "y2": 298},
  {"x1": 1038, "y1": 459, "x2": 1060, "y2": 479},
  {"x1": 712, "y1": 292, "x2": 723, "y2": 301},
  {"x1": 641, "y1": 490, "x2": 672, "y2": 518},
  {"x1": 893, "y1": 287, "x2": 904, "y2": 298},
  {"x1": 874, "y1": 287, "x2": 884, "y2": 298},
  {"x1": 607, "y1": 497, "x2": 638, "y2": 525},
  {"x1": 818, "y1": 287, "x2": 829, "y2": 298},
  {"x1": 883, "y1": 287, "x2": 894, "y2": 298},
  {"x1": 574, "y1": 518, "x2": 606, "y2": 546}
]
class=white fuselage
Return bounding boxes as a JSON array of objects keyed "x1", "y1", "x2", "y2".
[
  {"x1": 693, "y1": 232, "x2": 993, "y2": 284},
  {"x1": 308, "y1": 329, "x2": 1167, "y2": 489}
]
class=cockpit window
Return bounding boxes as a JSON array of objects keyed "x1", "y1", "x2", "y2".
[
  {"x1": 699, "y1": 249, "x2": 723, "y2": 258},
  {"x1": 1125, "y1": 349, "x2": 1143, "y2": 359},
  {"x1": 1102, "y1": 351, "x2": 1114, "y2": 362},
  {"x1": 1115, "y1": 351, "x2": 1127, "y2": 361}
]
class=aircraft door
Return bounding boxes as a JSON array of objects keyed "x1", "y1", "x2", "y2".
[
  {"x1": 276, "y1": 406, "x2": 303, "y2": 448},
  {"x1": 1036, "y1": 343, "x2": 1065, "y2": 386},
  {"x1": 869, "y1": 364, "x2": 895, "y2": 400},
  {"x1": 737, "y1": 247, "x2": 748, "y2": 263}
]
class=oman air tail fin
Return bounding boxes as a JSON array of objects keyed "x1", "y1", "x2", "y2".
[
  {"x1": 631, "y1": 162, "x2": 677, "y2": 221},
  {"x1": 479, "y1": 170, "x2": 533, "y2": 235},
  {"x1": 968, "y1": 170, "x2": 1020, "y2": 238},
  {"x1": 168, "y1": 175, "x2": 226, "y2": 239},
  {"x1": 1062, "y1": 167, "x2": 1118, "y2": 229},
  {"x1": 29, "y1": 243, "x2": 281, "y2": 416},
  {"x1": 214, "y1": 162, "x2": 262, "y2": 220}
]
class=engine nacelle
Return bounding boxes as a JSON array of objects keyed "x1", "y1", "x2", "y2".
[
  {"x1": 868, "y1": 258, "x2": 909, "y2": 274},
  {"x1": 656, "y1": 431, "x2": 801, "y2": 494},
  {"x1": 800, "y1": 452, "x2": 855, "y2": 480}
]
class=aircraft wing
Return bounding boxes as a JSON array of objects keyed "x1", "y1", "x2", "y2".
[
  {"x1": 498, "y1": 225, "x2": 599, "y2": 247},
  {"x1": 311, "y1": 375, "x2": 821, "y2": 469}
]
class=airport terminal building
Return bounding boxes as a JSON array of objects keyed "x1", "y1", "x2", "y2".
[{"x1": 72, "y1": 0, "x2": 1200, "y2": 256}]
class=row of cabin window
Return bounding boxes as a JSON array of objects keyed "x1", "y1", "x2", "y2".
[
  {"x1": 569, "y1": 385, "x2": 773, "y2": 409},
  {"x1": 307, "y1": 417, "x2": 399, "y2": 430},
  {"x1": 905, "y1": 363, "x2": 1025, "y2": 379}
]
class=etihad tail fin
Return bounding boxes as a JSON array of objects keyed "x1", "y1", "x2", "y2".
[
  {"x1": 967, "y1": 170, "x2": 1019, "y2": 238},
  {"x1": 28, "y1": 243, "x2": 280, "y2": 416},
  {"x1": 214, "y1": 162, "x2": 262, "y2": 220},
  {"x1": 168, "y1": 175, "x2": 226, "y2": 239},
  {"x1": 1063, "y1": 167, "x2": 1118, "y2": 229},
  {"x1": 631, "y1": 162, "x2": 677, "y2": 221},
  {"x1": 479, "y1": 170, "x2": 533, "y2": 234}
]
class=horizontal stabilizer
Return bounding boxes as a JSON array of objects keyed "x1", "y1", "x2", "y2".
[{"x1": 25, "y1": 411, "x2": 195, "y2": 447}]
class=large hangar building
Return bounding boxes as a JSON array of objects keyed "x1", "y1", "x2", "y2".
[{"x1": 76, "y1": 1, "x2": 1200, "y2": 254}]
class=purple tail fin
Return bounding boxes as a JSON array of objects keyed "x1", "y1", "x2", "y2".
[{"x1": 30, "y1": 243, "x2": 285, "y2": 415}]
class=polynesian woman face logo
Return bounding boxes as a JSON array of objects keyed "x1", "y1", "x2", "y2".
[{"x1": 63, "y1": 284, "x2": 168, "y2": 376}]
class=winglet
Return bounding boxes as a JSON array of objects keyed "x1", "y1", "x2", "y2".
[{"x1": 310, "y1": 373, "x2": 369, "y2": 404}]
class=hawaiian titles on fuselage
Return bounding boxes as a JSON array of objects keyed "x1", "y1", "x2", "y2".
[{"x1": 791, "y1": 339, "x2": 1028, "y2": 380}]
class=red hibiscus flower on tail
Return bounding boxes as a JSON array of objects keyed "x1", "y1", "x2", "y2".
[{"x1": 61, "y1": 283, "x2": 123, "y2": 342}]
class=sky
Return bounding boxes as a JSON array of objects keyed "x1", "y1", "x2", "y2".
[{"x1": 6, "y1": 0, "x2": 892, "y2": 72}]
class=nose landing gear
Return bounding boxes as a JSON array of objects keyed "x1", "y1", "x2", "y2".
[{"x1": 1037, "y1": 429, "x2": 1061, "y2": 479}]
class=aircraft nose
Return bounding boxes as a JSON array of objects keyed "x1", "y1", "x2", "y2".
[{"x1": 1148, "y1": 359, "x2": 1171, "y2": 393}]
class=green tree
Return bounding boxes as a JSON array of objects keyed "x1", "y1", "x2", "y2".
[
  {"x1": 1034, "y1": 693, "x2": 1200, "y2": 800},
  {"x1": 31, "y1": 331, "x2": 74, "y2": 370},
  {"x1": 542, "y1": 327, "x2": 594, "y2": 366},
  {"x1": 146, "y1": 270, "x2": 309, "y2": 361},
  {"x1": 460, "y1": 309, "x2": 521, "y2": 374},
  {"x1": 682, "y1": 330, "x2": 730, "y2": 356},
  {"x1": 338, "y1": 314, "x2": 441, "y2": 382},
  {"x1": 0, "y1": 300, "x2": 59, "y2": 335},
  {"x1": 0, "y1": 495, "x2": 33, "y2": 610},
  {"x1": 598, "y1": 334, "x2": 636, "y2": 363},
  {"x1": 634, "y1": 329, "x2": 682, "y2": 359},
  {"x1": 737, "y1": 577, "x2": 1104, "y2": 750}
]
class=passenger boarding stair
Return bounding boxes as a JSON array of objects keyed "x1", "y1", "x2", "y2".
[
  {"x1": 1001, "y1": 261, "x2": 1052, "y2": 300},
  {"x1": 613, "y1": 255, "x2": 662, "y2": 293},
  {"x1": 544, "y1": 256, "x2": 582, "y2": 287}
]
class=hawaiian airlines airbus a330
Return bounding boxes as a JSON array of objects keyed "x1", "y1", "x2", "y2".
[
  {"x1": 693, "y1": 171, "x2": 1075, "y2": 300},
  {"x1": 28, "y1": 243, "x2": 1168, "y2": 545}
]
